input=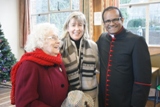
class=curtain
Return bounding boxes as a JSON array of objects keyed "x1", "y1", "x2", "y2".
[
  {"x1": 19, "y1": 0, "x2": 30, "y2": 48},
  {"x1": 103, "y1": 0, "x2": 119, "y2": 8},
  {"x1": 82, "y1": 0, "x2": 93, "y2": 39},
  {"x1": 88, "y1": 0, "x2": 93, "y2": 39}
]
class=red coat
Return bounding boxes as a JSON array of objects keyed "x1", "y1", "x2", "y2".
[{"x1": 15, "y1": 61, "x2": 69, "y2": 107}]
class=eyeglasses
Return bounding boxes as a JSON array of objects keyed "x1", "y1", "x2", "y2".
[
  {"x1": 46, "y1": 35, "x2": 60, "y2": 41},
  {"x1": 104, "y1": 17, "x2": 121, "y2": 24}
]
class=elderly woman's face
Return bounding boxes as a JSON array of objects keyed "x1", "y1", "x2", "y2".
[
  {"x1": 67, "y1": 18, "x2": 84, "y2": 41},
  {"x1": 42, "y1": 30, "x2": 60, "y2": 56}
]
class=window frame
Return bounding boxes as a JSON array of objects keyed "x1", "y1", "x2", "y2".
[
  {"x1": 119, "y1": 0, "x2": 160, "y2": 47},
  {"x1": 30, "y1": 0, "x2": 81, "y2": 32}
]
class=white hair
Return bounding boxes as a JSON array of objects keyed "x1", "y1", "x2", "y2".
[
  {"x1": 24, "y1": 23, "x2": 59, "y2": 52},
  {"x1": 61, "y1": 11, "x2": 91, "y2": 39}
]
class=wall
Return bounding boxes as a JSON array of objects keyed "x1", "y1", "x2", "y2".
[
  {"x1": 93, "y1": 0, "x2": 103, "y2": 42},
  {"x1": 150, "y1": 54, "x2": 160, "y2": 88},
  {"x1": 0, "y1": 0, "x2": 24, "y2": 60}
]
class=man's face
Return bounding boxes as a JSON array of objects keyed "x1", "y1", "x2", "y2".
[{"x1": 103, "y1": 9, "x2": 124, "y2": 34}]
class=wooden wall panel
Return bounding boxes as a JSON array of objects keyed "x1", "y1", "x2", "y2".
[{"x1": 93, "y1": 0, "x2": 103, "y2": 42}]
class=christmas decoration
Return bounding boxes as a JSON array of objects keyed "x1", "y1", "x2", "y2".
[{"x1": 0, "y1": 24, "x2": 17, "y2": 83}]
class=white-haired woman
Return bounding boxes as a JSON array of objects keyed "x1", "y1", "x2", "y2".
[
  {"x1": 60, "y1": 11, "x2": 99, "y2": 107},
  {"x1": 10, "y1": 23, "x2": 69, "y2": 107}
]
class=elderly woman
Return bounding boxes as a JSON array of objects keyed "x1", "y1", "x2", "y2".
[
  {"x1": 10, "y1": 23, "x2": 69, "y2": 107},
  {"x1": 60, "y1": 11, "x2": 99, "y2": 107}
]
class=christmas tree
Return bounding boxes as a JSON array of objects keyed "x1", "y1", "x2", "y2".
[{"x1": 0, "y1": 24, "x2": 17, "y2": 83}]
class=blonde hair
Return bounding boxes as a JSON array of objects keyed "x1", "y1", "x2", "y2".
[
  {"x1": 61, "y1": 11, "x2": 91, "y2": 39},
  {"x1": 25, "y1": 23, "x2": 59, "y2": 52}
]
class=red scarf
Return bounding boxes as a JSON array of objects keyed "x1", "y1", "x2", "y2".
[{"x1": 10, "y1": 49, "x2": 62, "y2": 104}]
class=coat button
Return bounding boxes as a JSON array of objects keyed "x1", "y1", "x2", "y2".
[{"x1": 61, "y1": 84, "x2": 64, "y2": 88}]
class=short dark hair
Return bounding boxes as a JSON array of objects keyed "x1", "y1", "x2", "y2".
[{"x1": 102, "y1": 6, "x2": 123, "y2": 23}]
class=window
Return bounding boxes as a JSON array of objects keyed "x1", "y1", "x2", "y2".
[
  {"x1": 119, "y1": 0, "x2": 160, "y2": 46},
  {"x1": 30, "y1": 0, "x2": 80, "y2": 35}
]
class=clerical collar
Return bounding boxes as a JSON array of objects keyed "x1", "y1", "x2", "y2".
[
  {"x1": 115, "y1": 26, "x2": 124, "y2": 35},
  {"x1": 110, "y1": 34, "x2": 115, "y2": 38}
]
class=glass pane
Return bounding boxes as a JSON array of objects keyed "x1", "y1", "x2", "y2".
[
  {"x1": 120, "y1": 0, "x2": 149, "y2": 4},
  {"x1": 120, "y1": 6, "x2": 146, "y2": 38},
  {"x1": 50, "y1": 12, "x2": 71, "y2": 36},
  {"x1": 50, "y1": 0, "x2": 70, "y2": 11},
  {"x1": 31, "y1": 14, "x2": 48, "y2": 26},
  {"x1": 30, "y1": 0, "x2": 48, "y2": 13},
  {"x1": 149, "y1": 3, "x2": 160, "y2": 45},
  {"x1": 72, "y1": 0, "x2": 79, "y2": 10}
]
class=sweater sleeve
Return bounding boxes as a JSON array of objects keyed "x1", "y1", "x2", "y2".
[
  {"x1": 131, "y1": 37, "x2": 151, "y2": 107},
  {"x1": 89, "y1": 40, "x2": 100, "y2": 73},
  {"x1": 15, "y1": 61, "x2": 51, "y2": 107},
  {"x1": 95, "y1": 42, "x2": 100, "y2": 73}
]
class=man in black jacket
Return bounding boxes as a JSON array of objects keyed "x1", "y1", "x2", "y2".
[{"x1": 97, "y1": 6, "x2": 151, "y2": 107}]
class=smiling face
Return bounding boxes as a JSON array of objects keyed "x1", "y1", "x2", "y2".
[
  {"x1": 103, "y1": 9, "x2": 124, "y2": 34},
  {"x1": 42, "y1": 30, "x2": 60, "y2": 56},
  {"x1": 67, "y1": 18, "x2": 84, "y2": 41}
]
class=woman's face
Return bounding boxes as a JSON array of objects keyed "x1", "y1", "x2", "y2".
[
  {"x1": 67, "y1": 18, "x2": 84, "y2": 40},
  {"x1": 42, "y1": 30, "x2": 60, "y2": 56}
]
